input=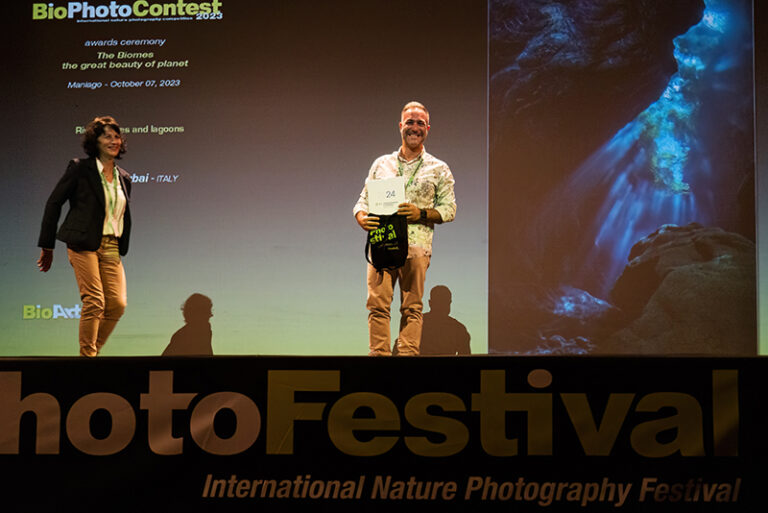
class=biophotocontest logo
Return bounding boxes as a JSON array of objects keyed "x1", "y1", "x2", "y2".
[
  {"x1": 32, "y1": 1, "x2": 223, "y2": 21},
  {"x1": 22, "y1": 304, "x2": 81, "y2": 320}
]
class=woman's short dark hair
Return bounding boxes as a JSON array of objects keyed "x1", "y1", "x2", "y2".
[{"x1": 82, "y1": 116, "x2": 126, "y2": 158}]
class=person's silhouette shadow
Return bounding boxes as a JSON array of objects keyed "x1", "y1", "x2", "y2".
[
  {"x1": 162, "y1": 293, "x2": 213, "y2": 356},
  {"x1": 419, "y1": 285, "x2": 471, "y2": 355}
]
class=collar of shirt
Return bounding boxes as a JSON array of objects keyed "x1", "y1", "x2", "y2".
[
  {"x1": 397, "y1": 148, "x2": 425, "y2": 165},
  {"x1": 96, "y1": 158, "x2": 123, "y2": 188},
  {"x1": 95, "y1": 158, "x2": 114, "y2": 176}
]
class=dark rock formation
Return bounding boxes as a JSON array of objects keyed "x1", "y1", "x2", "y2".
[
  {"x1": 603, "y1": 223, "x2": 756, "y2": 354},
  {"x1": 490, "y1": 0, "x2": 705, "y2": 192}
]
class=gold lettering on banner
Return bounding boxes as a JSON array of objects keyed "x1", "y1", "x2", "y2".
[
  {"x1": 404, "y1": 392, "x2": 469, "y2": 457},
  {"x1": 327, "y1": 392, "x2": 400, "y2": 456},
  {"x1": 0, "y1": 372, "x2": 60, "y2": 454},
  {"x1": 560, "y1": 393, "x2": 635, "y2": 455},
  {"x1": 471, "y1": 370, "x2": 553, "y2": 456},
  {"x1": 712, "y1": 369, "x2": 739, "y2": 456},
  {"x1": 266, "y1": 370, "x2": 339, "y2": 455},
  {"x1": 630, "y1": 393, "x2": 704, "y2": 457},
  {"x1": 0, "y1": 369, "x2": 741, "y2": 458}
]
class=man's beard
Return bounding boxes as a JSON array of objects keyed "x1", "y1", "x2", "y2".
[{"x1": 402, "y1": 128, "x2": 424, "y2": 148}]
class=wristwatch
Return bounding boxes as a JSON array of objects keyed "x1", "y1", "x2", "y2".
[{"x1": 419, "y1": 209, "x2": 427, "y2": 221}]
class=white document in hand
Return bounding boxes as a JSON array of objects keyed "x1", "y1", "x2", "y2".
[{"x1": 367, "y1": 176, "x2": 405, "y2": 214}]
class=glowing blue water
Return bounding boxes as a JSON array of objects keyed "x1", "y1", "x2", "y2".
[
  {"x1": 563, "y1": 0, "x2": 746, "y2": 295},
  {"x1": 528, "y1": 0, "x2": 751, "y2": 354}
]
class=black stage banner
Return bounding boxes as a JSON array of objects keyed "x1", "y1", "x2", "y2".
[{"x1": 1, "y1": 356, "x2": 765, "y2": 512}]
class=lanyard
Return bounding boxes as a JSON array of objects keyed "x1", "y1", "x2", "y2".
[
  {"x1": 99, "y1": 166, "x2": 120, "y2": 219},
  {"x1": 397, "y1": 156, "x2": 423, "y2": 190}
]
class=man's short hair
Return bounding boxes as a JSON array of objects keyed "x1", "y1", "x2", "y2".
[{"x1": 401, "y1": 101, "x2": 429, "y2": 122}]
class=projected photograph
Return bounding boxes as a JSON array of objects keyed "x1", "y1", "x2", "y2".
[
  {"x1": 489, "y1": 0, "x2": 755, "y2": 354},
  {"x1": 0, "y1": 1, "x2": 487, "y2": 356}
]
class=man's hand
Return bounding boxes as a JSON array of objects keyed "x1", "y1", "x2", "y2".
[
  {"x1": 356, "y1": 211, "x2": 380, "y2": 231},
  {"x1": 37, "y1": 248, "x2": 53, "y2": 272},
  {"x1": 397, "y1": 203, "x2": 420, "y2": 222}
]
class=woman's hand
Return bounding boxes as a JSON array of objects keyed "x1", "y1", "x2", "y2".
[{"x1": 37, "y1": 248, "x2": 53, "y2": 272}]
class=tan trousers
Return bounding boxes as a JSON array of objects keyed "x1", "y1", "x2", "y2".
[
  {"x1": 366, "y1": 256, "x2": 430, "y2": 356},
  {"x1": 67, "y1": 236, "x2": 127, "y2": 357}
]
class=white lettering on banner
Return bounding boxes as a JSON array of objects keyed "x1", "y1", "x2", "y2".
[
  {"x1": 82, "y1": 39, "x2": 169, "y2": 47},
  {"x1": 0, "y1": 369, "x2": 740, "y2": 458}
]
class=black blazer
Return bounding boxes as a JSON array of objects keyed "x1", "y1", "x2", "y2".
[{"x1": 38, "y1": 157, "x2": 132, "y2": 255}]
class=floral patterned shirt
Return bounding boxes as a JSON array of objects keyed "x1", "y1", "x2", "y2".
[{"x1": 354, "y1": 148, "x2": 456, "y2": 257}]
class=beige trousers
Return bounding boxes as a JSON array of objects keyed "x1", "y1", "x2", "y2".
[
  {"x1": 67, "y1": 236, "x2": 127, "y2": 356},
  {"x1": 366, "y1": 256, "x2": 430, "y2": 356}
]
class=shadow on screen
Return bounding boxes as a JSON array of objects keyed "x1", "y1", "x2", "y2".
[
  {"x1": 162, "y1": 293, "x2": 214, "y2": 356},
  {"x1": 419, "y1": 285, "x2": 471, "y2": 355}
]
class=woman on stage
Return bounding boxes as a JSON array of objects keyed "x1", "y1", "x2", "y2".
[{"x1": 37, "y1": 116, "x2": 132, "y2": 357}]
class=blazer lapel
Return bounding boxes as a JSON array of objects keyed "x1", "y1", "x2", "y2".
[
  {"x1": 85, "y1": 157, "x2": 106, "y2": 208},
  {"x1": 116, "y1": 166, "x2": 131, "y2": 202}
]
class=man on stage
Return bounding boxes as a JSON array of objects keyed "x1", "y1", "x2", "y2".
[{"x1": 354, "y1": 101, "x2": 457, "y2": 356}]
